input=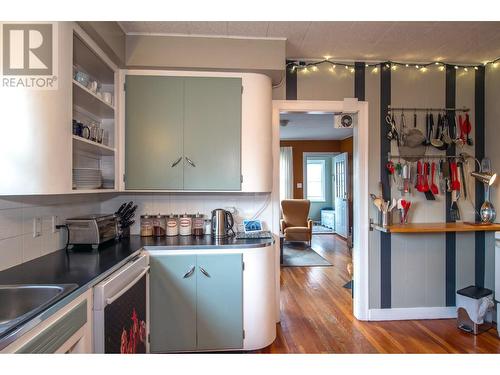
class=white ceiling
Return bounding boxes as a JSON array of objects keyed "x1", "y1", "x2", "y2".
[
  {"x1": 279, "y1": 113, "x2": 353, "y2": 141},
  {"x1": 119, "y1": 21, "x2": 500, "y2": 63}
]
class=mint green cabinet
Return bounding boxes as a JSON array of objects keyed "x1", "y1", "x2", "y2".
[
  {"x1": 183, "y1": 77, "x2": 242, "y2": 190},
  {"x1": 150, "y1": 254, "x2": 197, "y2": 352},
  {"x1": 196, "y1": 254, "x2": 243, "y2": 350},
  {"x1": 125, "y1": 76, "x2": 184, "y2": 189},
  {"x1": 125, "y1": 75, "x2": 242, "y2": 191},
  {"x1": 149, "y1": 253, "x2": 243, "y2": 352}
]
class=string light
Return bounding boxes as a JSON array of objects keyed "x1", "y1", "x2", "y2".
[{"x1": 286, "y1": 57, "x2": 500, "y2": 75}]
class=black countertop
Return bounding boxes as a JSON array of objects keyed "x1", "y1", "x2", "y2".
[{"x1": 0, "y1": 234, "x2": 273, "y2": 348}]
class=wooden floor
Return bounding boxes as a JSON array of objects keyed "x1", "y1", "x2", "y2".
[{"x1": 254, "y1": 234, "x2": 500, "y2": 353}]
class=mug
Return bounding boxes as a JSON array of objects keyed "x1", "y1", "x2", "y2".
[
  {"x1": 81, "y1": 125, "x2": 91, "y2": 139},
  {"x1": 102, "y1": 92, "x2": 112, "y2": 105},
  {"x1": 89, "y1": 81, "x2": 98, "y2": 93}
]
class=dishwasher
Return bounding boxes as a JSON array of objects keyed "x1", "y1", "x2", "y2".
[{"x1": 93, "y1": 252, "x2": 149, "y2": 353}]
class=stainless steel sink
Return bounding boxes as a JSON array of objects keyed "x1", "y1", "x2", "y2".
[{"x1": 0, "y1": 284, "x2": 78, "y2": 335}]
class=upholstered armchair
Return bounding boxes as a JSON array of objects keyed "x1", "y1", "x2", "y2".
[{"x1": 280, "y1": 199, "x2": 313, "y2": 245}]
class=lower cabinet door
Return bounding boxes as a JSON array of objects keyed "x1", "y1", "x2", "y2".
[
  {"x1": 150, "y1": 254, "x2": 197, "y2": 352},
  {"x1": 196, "y1": 254, "x2": 244, "y2": 350}
]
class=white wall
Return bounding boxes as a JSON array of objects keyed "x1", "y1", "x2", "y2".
[{"x1": 0, "y1": 195, "x2": 105, "y2": 271}]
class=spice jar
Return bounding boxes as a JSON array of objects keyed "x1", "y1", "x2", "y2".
[
  {"x1": 192, "y1": 213, "x2": 205, "y2": 236},
  {"x1": 179, "y1": 213, "x2": 192, "y2": 236},
  {"x1": 152, "y1": 214, "x2": 166, "y2": 237},
  {"x1": 204, "y1": 219, "x2": 212, "y2": 236},
  {"x1": 166, "y1": 214, "x2": 179, "y2": 237},
  {"x1": 140, "y1": 214, "x2": 153, "y2": 237}
]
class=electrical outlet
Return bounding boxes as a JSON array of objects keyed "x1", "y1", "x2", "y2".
[
  {"x1": 51, "y1": 216, "x2": 59, "y2": 233},
  {"x1": 33, "y1": 217, "x2": 41, "y2": 238}
]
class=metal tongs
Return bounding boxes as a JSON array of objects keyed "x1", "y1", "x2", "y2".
[{"x1": 386, "y1": 113, "x2": 399, "y2": 146}]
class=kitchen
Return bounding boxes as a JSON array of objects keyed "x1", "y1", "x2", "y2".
[
  {"x1": 2, "y1": 6, "x2": 500, "y2": 373},
  {"x1": 0, "y1": 21, "x2": 277, "y2": 354}
]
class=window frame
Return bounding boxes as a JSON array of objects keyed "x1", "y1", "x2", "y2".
[{"x1": 305, "y1": 159, "x2": 327, "y2": 202}]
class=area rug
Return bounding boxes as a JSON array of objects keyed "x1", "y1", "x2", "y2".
[{"x1": 282, "y1": 242, "x2": 332, "y2": 267}]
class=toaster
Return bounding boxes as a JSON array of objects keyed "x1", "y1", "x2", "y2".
[{"x1": 65, "y1": 214, "x2": 118, "y2": 250}]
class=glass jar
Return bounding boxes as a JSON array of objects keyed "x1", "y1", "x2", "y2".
[
  {"x1": 140, "y1": 214, "x2": 153, "y2": 237},
  {"x1": 192, "y1": 213, "x2": 205, "y2": 236},
  {"x1": 166, "y1": 214, "x2": 179, "y2": 236},
  {"x1": 152, "y1": 214, "x2": 166, "y2": 237},
  {"x1": 179, "y1": 213, "x2": 192, "y2": 236}
]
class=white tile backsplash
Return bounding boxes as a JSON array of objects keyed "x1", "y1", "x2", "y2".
[
  {"x1": 100, "y1": 192, "x2": 273, "y2": 235},
  {"x1": 0, "y1": 196, "x2": 104, "y2": 271}
]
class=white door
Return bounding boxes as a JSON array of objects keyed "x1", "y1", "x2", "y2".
[{"x1": 334, "y1": 153, "x2": 349, "y2": 238}]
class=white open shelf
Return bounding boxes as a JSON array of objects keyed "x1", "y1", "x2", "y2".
[
  {"x1": 72, "y1": 135, "x2": 115, "y2": 156},
  {"x1": 73, "y1": 80, "x2": 114, "y2": 118},
  {"x1": 72, "y1": 29, "x2": 117, "y2": 194}
]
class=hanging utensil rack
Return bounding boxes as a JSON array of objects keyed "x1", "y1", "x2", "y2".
[
  {"x1": 387, "y1": 106, "x2": 469, "y2": 113},
  {"x1": 387, "y1": 152, "x2": 462, "y2": 160}
]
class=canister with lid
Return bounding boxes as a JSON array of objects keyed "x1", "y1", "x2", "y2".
[
  {"x1": 152, "y1": 214, "x2": 166, "y2": 237},
  {"x1": 192, "y1": 213, "x2": 205, "y2": 236},
  {"x1": 179, "y1": 213, "x2": 192, "y2": 236},
  {"x1": 140, "y1": 214, "x2": 153, "y2": 237},
  {"x1": 166, "y1": 214, "x2": 179, "y2": 236}
]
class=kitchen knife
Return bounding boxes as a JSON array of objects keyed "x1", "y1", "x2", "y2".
[
  {"x1": 120, "y1": 201, "x2": 134, "y2": 218},
  {"x1": 122, "y1": 205, "x2": 137, "y2": 222},
  {"x1": 115, "y1": 202, "x2": 127, "y2": 216}
]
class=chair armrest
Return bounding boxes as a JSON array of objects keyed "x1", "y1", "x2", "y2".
[
  {"x1": 307, "y1": 219, "x2": 313, "y2": 231},
  {"x1": 280, "y1": 219, "x2": 287, "y2": 233}
]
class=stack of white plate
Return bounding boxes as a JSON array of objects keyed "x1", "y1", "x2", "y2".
[{"x1": 73, "y1": 168, "x2": 102, "y2": 190}]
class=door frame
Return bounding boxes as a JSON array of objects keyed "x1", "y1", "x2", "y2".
[{"x1": 272, "y1": 99, "x2": 370, "y2": 321}]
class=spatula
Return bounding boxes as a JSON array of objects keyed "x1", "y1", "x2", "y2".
[
  {"x1": 423, "y1": 162, "x2": 436, "y2": 200},
  {"x1": 430, "y1": 162, "x2": 439, "y2": 195}
]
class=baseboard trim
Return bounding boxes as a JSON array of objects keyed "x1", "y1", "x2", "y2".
[{"x1": 368, "y1": 306, "x2": 457, "y2": 321}]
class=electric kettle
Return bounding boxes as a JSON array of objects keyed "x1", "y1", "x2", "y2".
[{"x1": 211, "y1": 209, "x2": 234, "y2": 239}]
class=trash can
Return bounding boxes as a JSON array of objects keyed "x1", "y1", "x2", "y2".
[{"x1": 456, "y1": 285, "x2": 494, "y2": 335}]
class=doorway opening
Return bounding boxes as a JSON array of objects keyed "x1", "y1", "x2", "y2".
[
  {"x1": 279, "y1": 111, "x2": 353, "y2": 236},
  {"x1": 272, "y1": 100, "x2": 370, "y2": 321}
]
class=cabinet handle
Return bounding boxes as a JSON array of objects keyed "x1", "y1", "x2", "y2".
[
  {"x1": 185, "y1": 157, "x2": 196, "y2": 167},
  {"x1": 199, "y1": 267, "x2": 211, "y2": 278},
  {"x1": 183, "y1": 266, "x2": 195, "y2": 278},
  {"x1": 171, "y1": 157, "x2": 182, "y2": 168}
]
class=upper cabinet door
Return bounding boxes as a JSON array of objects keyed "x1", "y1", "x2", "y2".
[
  {"x1": 125, "y1": 75, "x2": 184, "y2": 190},
  {"x1": 183, "y1": 77, "x2": 242, "y2": 190}
]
